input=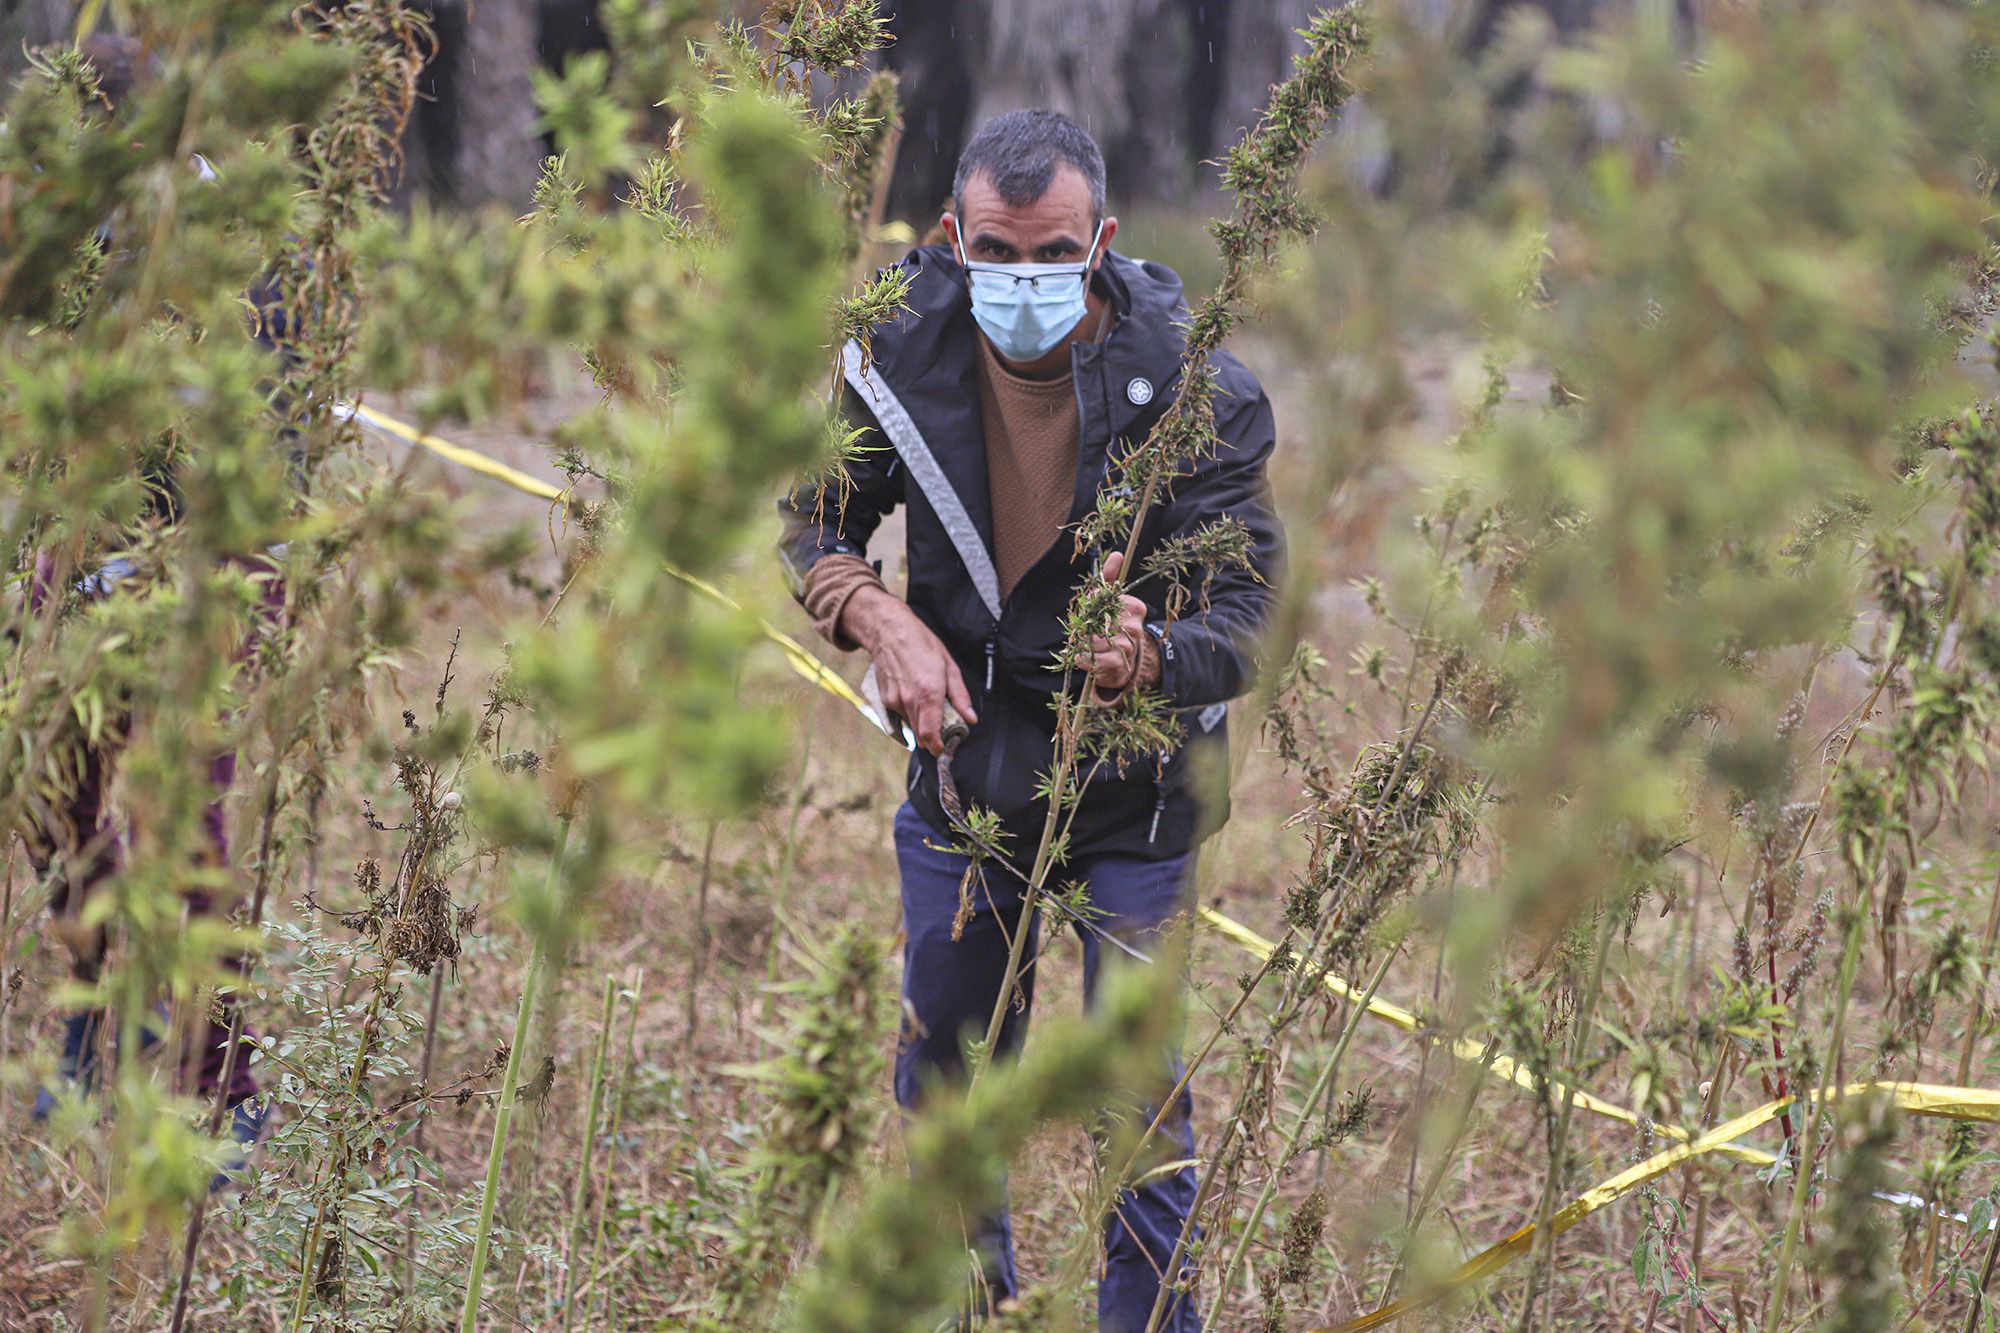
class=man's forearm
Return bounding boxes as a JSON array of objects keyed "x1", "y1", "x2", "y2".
[
  {"x1": 835, "y1": 582, "x2": 903, "y2": 654},
  {"x1": 800, "y1": 553, "x2": 888, "y2": 652}
]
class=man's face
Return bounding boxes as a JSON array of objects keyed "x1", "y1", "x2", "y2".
[{"x1": 945, "y1": 164, "x2": 1113, "y2": 268}]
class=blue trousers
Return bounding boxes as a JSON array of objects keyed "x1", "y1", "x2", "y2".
[{"x1": 892, "y1": 802, "x2": 1200, "y2": 1332}]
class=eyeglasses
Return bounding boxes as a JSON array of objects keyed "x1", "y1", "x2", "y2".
[
  {"x1": 965, "y1": 268, "x2": 1089, "y2": 292},
  {"x1": 956, "y1": 219, "x2": 1106, "y2": 288}
]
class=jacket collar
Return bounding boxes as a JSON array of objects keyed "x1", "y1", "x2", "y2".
[
  {"x1": 875, "y1": 244, "x2": 1191, "y2": 424},
  {"x1": 859, "y1": 244, "x2": 1196, "y2": 570}
]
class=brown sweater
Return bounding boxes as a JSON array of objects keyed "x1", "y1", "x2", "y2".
[{"x1": 802, "y1": 338, "x2": 1083, "y2": 642}]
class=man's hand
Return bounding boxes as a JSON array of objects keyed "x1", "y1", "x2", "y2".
[
  {"x1": 1083, "y1": 551, "x2": 1158, "y2": 700},
  {"x1": 839, "y1": 585, "x2": 977, "y2": 755}
]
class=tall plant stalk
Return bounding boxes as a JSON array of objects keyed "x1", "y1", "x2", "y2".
[
  {"x1": 970, "y1": 4, "x2": 1370, "y2": 1084},
  {"x1": 166, "y1": 772, "x2": 283, "y2": 1333},
  {"x1": 687, "y1": 821, "x2": 718, "y2": 1051},
  {"x1": 559, "y1": 972, "x2": 619, "y2": 1319},
  {"x1": 0, "y1": 837, "x2": 16, "y2": 1126},
  {"x1": 404, "y1": 962, "x2": 449, "y2": 1304},
  {"x1": 762, "y1": 722, "x2": 817, "y2": 1027},
  {"x1": 1200, "y1": 941, "x2": 1403, "y2": 1329},
  {"x1": 581, "y1": 971, "x2": 643, "y2": 1331},
  {"x1": 461, "y1": 814, "x2": 573, "y2": 1333},
  {"x1": 1520, "y1": 906, "x2": 1620, "y2": 1332}
]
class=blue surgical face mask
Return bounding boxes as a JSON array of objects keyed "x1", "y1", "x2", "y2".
[{"x1": 957, "y1": 220, "x2": 1105, "y2": 363}]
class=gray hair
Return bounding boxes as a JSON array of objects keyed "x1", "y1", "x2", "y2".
[{"x1": 952, "y1": 109, "x2": 1106, "y2": 222}]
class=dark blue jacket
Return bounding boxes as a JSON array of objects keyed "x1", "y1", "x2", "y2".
[{"x1": 779, "y1": 243, "x2": 1284, "y2": 863}]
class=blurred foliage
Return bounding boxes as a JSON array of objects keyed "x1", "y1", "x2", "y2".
[
  {"x1": 0, "y1": 0, "x2": 902, "y2": 1325},
  {"x1": 785, "y1": 958, "x2": 1176, "y2": 1332},
  {"x1": 1233, "y1": 0, "x2": 2000, "y2": 1326}
]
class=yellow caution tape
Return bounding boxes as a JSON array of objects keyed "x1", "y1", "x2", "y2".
[
  {"x1": 343, "y1": 401, "x2": 882, "y2": 724},
  {"x1": 1198, "y1": 909, "x2": 1775, "y2": 1165},
  {"x1": 347, "y1": 402, "x2": 1765, "y2": 1147},
  {"x1": 653, "y1": 559, "x2": 883, "y2": 725},
  {"x1": 350, "y1": 402, "x2": 569, "y2": 503},
  {"x1": 1318, "y1": 1080, "x2": 2000, "y2": 1331},
  {"x1": 351, "y1": 400, "x2": 2000, "y2": 1330}
]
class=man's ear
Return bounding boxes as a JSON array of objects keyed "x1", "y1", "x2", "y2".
[
  {"x1": 941, "y1": 212, "x2": 961, "y2": 254},
  {"x1": 1093, "y1": 216, "x2": 1119, "y2": 268}
]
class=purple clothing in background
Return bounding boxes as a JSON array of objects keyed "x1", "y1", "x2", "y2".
[{"x1": 17, "y1": 550, "x2": 281, "y2": 1105}]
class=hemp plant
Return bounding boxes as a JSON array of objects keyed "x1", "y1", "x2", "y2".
[
  {"x1": 4, "y1": 0, "x2": 902, "y2": 1327},
  {"x1": 340, "y1": 6, "x2": 907, "y2": 1326},
  {"x1": 0, "y1": 0, "x2": 457, "y2": 1324},
  {"x1": 785, "y1": 960, "x2": 1181, "y2": 1333},
  {"x1": 1189, "y1": 1, "x2": 2000, "y2": 1326},
  {"x1": 708, "y1": 924, "x2": 888, "y2": 1328},
  {"x1": 971, "y1": 4, "x2": 1373, "y2": 1080},
  {"x1": 1764, "y1": 394, "x2": 2000, "y2": 1324}
]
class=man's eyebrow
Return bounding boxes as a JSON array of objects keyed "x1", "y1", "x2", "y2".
[{"x1": 970, "y1": 231, "x2": 1019, "y2": 252}]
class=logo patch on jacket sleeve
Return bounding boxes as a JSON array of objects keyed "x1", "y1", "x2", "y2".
[{"x1": 1126, "y1": 377, "x2": 1155, "y2": 406}]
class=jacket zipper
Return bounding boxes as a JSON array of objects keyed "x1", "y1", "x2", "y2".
[
  {"x1": 983, "y1": 632, "x2": 1007, "y2": 812},
  {"x1": 1147, "y1": 746, "x2": 1171, "y2": 844}
]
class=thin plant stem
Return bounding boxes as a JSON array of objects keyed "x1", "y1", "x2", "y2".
[
  {"x1": 1143, "y1": 1117, "x2": 1239, "y2": 1333},
  {"x1": 583, "y1": 971, "x2": 643, "y2": 1328},
  {"x1": 1138, "y1": 951, "x2": 1306, "y2": 1333},
  {"x1": 1, "y1": 835, "x2": 16, "y2": 1127},
  {"x1": 1520, "y1": 904, "x2": 1620, "y2": 1332},
  {"x1": 686, "y1": 822, "x2": 718, "y2": 1051},
  {"x1": 291, "y1": 790, "x2": 450, "y2": 1333},
  {"x1": 1125, "y1": 940, "x2": 1281, "y2": 1181},
  {"x1": 1202, "y1": 942, "x2": 1403, "y2": 1330},
  {"x1": 1385, "y1": 1044, "x2": 1504, "y2": 1304},
  {"x1": 461, "y1": 814, "x2": 573, "y2": 1333},
  {"x1": 1673, "y1": 1044, "x2": 1739, "y2": 1333},
  {"x1": 560, "y1": 972, "x2": 618, "y2": 1325},
  {"x1": 1953, "y1": 859, "x2": 2000, "y2": 1086},
  {"x1": 1944, "y1": 869, "x2": 2000, "y2": 1333},
  {"x1": 168, "y1": 771, "x2": 283, "y2": 1333},
  {"x1": 1900, "y1": 1213, "x2": 1990, "y2": 1331},
  {"x1": 1766, "y1": 895, "x2": 1869, "y2": 1332},
  {"x1": 1962, "y1": 1210, "x2": 2000, "y2": 1333},
  {"x1": 1149, "y1": 685, "x2": 1452, "y2": 1328},
  {"x1": 762, "y1": 722, "x2": 817, "y2": 1027},
  {"x1": 1402, "y1": 873, "x2": 1458, "y2": 1234},
  {"x1": 404, "y1": 962, "x2": 448, "y2": 1304},
  {"x1": 974, "y1": 722, "x2": 1080, "y2": 1074},
  {"x1": 1044, "y1": 923, "x2": 1275, "y2": 1309},
  {"x1": 1763, "y1": 658, "x2": 1902, "y2": 1331}
]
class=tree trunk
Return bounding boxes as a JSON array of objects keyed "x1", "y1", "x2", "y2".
[
  {"x1": 0, "y1": 0, "x2": 75, "y2": 83},
  {"x1": 448, "y1": 0, "x2": 542, "y2": 210},
  {"x1": 1465, "y1": 0, "x2": 1701, "y2": 42},
  {"x1": 1113, "y1": 0, "x2": 1195, "y2": 199},
  {"x1": 964, "y1": 0, "x2": 1194, "y2": 205},
  {"x1": 1209, "y1": 0, "x2": 1321, "y2": 165},
  {"x1": 879, "y1": 0, "x2": 975, "y2": 222}
]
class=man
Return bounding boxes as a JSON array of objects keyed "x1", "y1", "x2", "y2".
[{"x1": 779, "y1": 109, "x2": 1283, "y2": 1330}]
